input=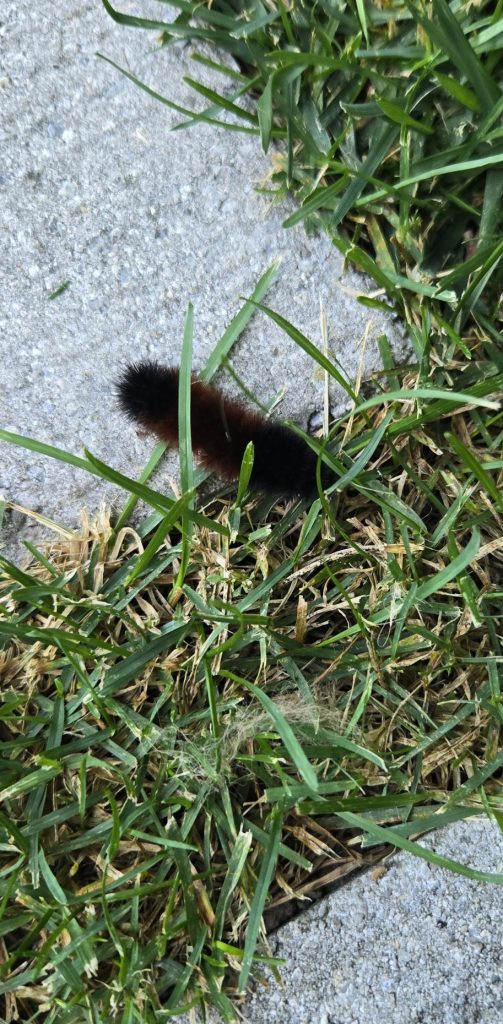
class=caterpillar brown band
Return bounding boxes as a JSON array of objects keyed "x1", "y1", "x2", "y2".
[{"x1": 116, "y1": 361, "x2": 333, "y2": 500}]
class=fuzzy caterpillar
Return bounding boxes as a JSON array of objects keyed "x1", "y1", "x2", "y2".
[{"x1": 117, "y1": 361, "x2": 333, "y2": 500}]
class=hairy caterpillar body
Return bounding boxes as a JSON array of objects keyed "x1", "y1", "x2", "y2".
[{"x1": 117, "y1": 361, "x2": 332, "y2": 500}]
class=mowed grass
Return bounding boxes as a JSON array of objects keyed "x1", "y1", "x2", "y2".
[{"x1": 1, "y1": 0, "x2": 503, "y2": 1020}]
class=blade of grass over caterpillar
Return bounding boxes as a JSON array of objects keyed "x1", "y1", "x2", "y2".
[
  {"x1": 234, "y1": 441, "x2": 255, "y2": 508},
  {"x1": 176, "y1": 302, "x2": 195, "y2": 587}
]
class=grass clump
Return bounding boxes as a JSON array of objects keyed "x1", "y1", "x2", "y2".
[
  {"x1": 0, "y1": 0, "x2": 503, "y2": 1019},
  {"x1": 1, "y1": 347, "x2": 502, "y2": 1020},
  {"x1": 100, "y1": 0, "x2": 503, "y2": 326}
]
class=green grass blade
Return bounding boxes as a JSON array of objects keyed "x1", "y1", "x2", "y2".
[
  {"x1": 114, "y1": 441, "x2": 167, "y2": 533},
  {"x1": 446, "y1": 432, "x2": 502, "y2": 507},
  {"x1": 214, "y1": 827, "x2": 253, "y2": 941},
  {"x1": 244, "y1": 299, "x2": 360, "y2": 403},
  {"x1": 416, "y1": 528, "x2": 480, "y2": 602},
  {"x1": 176, "y1": 303, "x2": 195, "y2": 586},
  {"x1": 202, "y1": 261, "x2": 279, "y2": 383},
  {"x1": 340, "y1": 811, "x2": 503, "y2": 883},
  {"x1": 237, "y1": 680, "x2": 318, "y2": 793},
  {"x1": 238, "y1": 808, "x2": 282, "y2": 991}
]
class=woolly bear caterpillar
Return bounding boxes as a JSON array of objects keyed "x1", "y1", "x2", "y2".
[{"x1": 117, "y1": 360, "x2": 332, "y2": 500}]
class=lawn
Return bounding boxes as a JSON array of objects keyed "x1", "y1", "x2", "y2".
[{"x1": 1, "y1": 0, "x2": 502, "y2": 1020}]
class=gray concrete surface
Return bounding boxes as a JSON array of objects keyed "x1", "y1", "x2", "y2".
[
  {"x1": 1, "y1": 4, "x2": 500, "y2": 1024},
  {"x1": 239, "y1": 819, "x2": 503, "y2": 1024}
]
